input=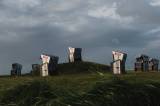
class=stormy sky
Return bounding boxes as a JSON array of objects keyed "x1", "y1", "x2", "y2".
[{"x1": 0, "y1": 0, "x2": 160, "y2": 74}]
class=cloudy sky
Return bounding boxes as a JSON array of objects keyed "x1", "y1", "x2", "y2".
[{"x1": 0, "y1": 0, "x2": 160, "y2": 74}]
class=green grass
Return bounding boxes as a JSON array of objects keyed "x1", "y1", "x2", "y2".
[
  {"x1": 1, "y1": 62, "x2": 160, "y2": 105},
  {"x1": 58, "y1": 61, "x2": 110, "y2": 74}
]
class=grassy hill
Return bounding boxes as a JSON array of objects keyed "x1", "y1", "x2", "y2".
[
  {"x1": 58, "y1": 61, "x2": 111, "y2": 74},
  {"x1": 1, "y1": 62, "x2": 160, "y2": 106}
]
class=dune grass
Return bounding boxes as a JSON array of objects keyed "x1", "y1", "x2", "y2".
[
  {"x1": 1, "y1": 62, "x2": 160, "y2": 106},
  {"x1": 0, "y1": 72, "x2": 160, "y2": 106}
]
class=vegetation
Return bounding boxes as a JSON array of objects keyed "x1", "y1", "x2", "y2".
[
  {"x1": 0, "y1": 62, "x2": 160, "y2": 106},
  {"x1": 57, "y1": 61, "x2": 110, "y2": 74}
]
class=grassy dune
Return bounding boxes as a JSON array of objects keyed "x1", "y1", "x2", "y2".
[{"x1": 0, "y1": 62, "x2": 160, "y2": 106}]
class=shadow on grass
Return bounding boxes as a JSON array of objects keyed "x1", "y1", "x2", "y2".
[
  {"x1": 1, "y1": 78, "x2": 160, "y2": 106},
  {"x1": 0, "y1": 80, "x2": 60, "y2": 106},
  {"x1": 66, "y1": 77, "x2": 160, "y2": 106}
]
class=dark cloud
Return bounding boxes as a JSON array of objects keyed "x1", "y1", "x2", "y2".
[{"x1": 0, "y1": 0, "x2": 160, "y2": 74}]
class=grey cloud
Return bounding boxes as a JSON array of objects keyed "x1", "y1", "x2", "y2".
[{"x1": 0, "y1": 0, "x2": 160, "y2": 74}]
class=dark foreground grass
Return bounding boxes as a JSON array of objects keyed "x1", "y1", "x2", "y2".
[
  {"x1": 1, "y1": 73, "x2": 160, "y2": 106},
  {"x1": 74, "y1": 78, "x2": 160, "y2": 106}
]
